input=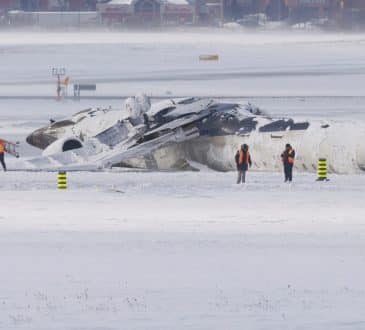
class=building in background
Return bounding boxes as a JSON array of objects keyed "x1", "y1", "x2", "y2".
[
  {"x1": 12, "y1": 0, "x2": 97, "y2": 11},
  {"x1": 97, "y1": 0, "x2": 195, "y2": 26},
  {"x1": 203, "y1": 0, "x2": 289, "y2": 23},
  {"x1": 163, "y1": 0, "x2": 195, "y2": 25},
  {"x1": 0, "y1": 0, "x2": 364, "y2": 27},
  {"x1": 0, "y1": 0, "x2": 17, "y2": 10},
  {"x1": 284, "y1": 0, "x2": 365, "y2": 27},
  {"x1": 97, "y1": 0, "x2": 134, "y2": 24},
  {"x1": 341, "y1": 0, "x2": 365, "y2": 28},
  {"x1": 286, "y1": 0, "x2": 335, "y2": 22}
]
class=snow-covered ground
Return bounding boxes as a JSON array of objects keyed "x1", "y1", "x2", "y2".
[
  {"x1": 0, "y1": 31, "x2": 365, "y2": 97},
  {"x1": 1, "y1": 171, "x2": 365, "y2": 329},
  {"x1": 0, "y1": 31, "x2": 365, "y2": 329}
]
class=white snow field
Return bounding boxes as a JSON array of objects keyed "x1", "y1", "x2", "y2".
[
  {"x1": 0, "y1": 31, "x2": 365, "y2": 97},
  {"x1": 0, "y1": 31, "x2": 365, "y2": 329},
  {"x1": 1, "y1": 171, "x2": 365, "y2": 330}
]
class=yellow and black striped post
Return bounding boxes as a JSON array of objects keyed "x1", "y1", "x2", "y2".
[
  {"x1": 317, "y1": 158, "x2": 328, "y2": 181},
  {"x1": 58, "y1": 171, "x2": 67, "y2": 189}
]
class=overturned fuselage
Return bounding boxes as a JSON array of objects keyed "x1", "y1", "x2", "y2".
[{"x1": 26, "y1": 96, "x2": 365, "y2": 174}]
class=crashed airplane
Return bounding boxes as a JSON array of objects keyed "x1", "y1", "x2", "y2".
[{"x1": 26, "y1": 95, "x2": 365, "y2": 174}]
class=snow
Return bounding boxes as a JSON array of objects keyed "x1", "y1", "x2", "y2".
[
  {"x1": 164, "y1": 0, "x2": 190, "y2": 5},
  {"x1": 104, "y1": 0, "x2": 134, "y2": 5},
  {"x1": 1, "y1": 31, "x2": 365, "y2": 98},
  {"x1": 124, "y1": 94, "x2": 150, "y2": 119},
  {"x1": 0, "y1": 30, "x2": 365, "y2": 329},
  {"x1": 1, "y1": 171, "x2": 365, "y2": 329}
]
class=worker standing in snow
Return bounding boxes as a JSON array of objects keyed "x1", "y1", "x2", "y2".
[
  {"x1": 235, "y1": 144, "x2": 252, "y2": 184},
  {"x1": 281, "y1": 143, "x2": 295, "y2": 182},
  {"x1": 0, "y1": 140, "x2": 7, "y2": 171}
]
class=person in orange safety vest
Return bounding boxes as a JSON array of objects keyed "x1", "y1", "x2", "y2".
[
  {"x1": 234, "y1": 144, "x2": 252, "y2": 184},
  {"x1": 281, "y1": 143, "x2": 295, "y2": 182},
  {"x1": 0, "y1": 140, "x2": 7, "y2": 171}
]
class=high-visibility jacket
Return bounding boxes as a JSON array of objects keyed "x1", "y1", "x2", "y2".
[
  {"x1": 288, "y1": 150, "x2": 295, "y2": 164},
  {"x1": 0, "y1": 141, "x2": 5, "y2": 154},
  {"x1": 236, "y1": 150, "x2": 252, "y2": 171},
  {"x1": 239, "y1": 150, "x2": 250, "y2": 165},
  {"x1": 281, "y1": 149, "x2": 295, "y2": 165}
]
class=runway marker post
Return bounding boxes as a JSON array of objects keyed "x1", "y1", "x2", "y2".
[{"x1": 58, "y1": 171, "x2": 67, "y2": 189}]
